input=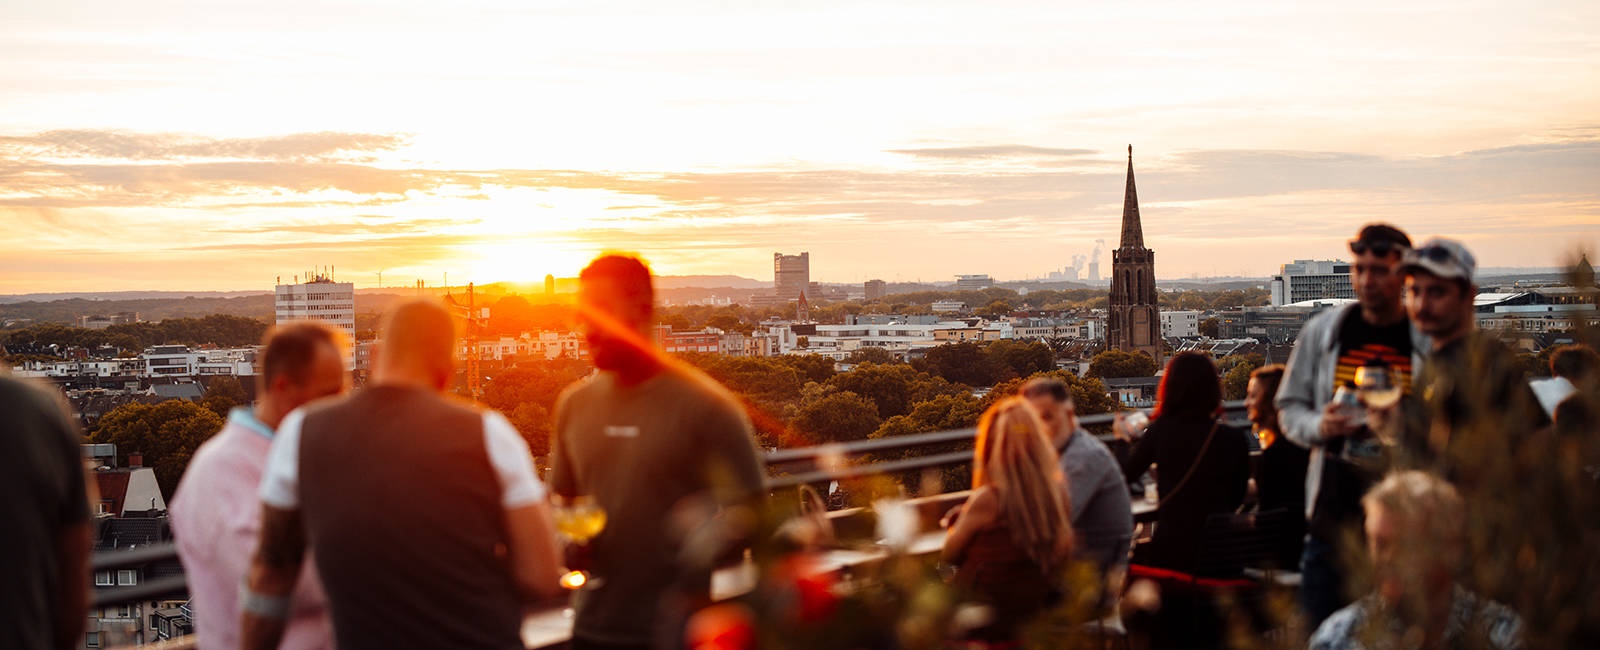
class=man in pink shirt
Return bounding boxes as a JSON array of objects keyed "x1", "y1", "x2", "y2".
[{"x1": 171, "y1": 323, "x2": 348, "y2": 649}]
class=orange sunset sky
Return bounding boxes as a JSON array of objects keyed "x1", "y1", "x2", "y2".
[{"x1": 2, "y1": 0, "x2": 1597, "y2": 293}]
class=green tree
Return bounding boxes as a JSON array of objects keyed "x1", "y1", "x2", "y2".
[
  {"x1": 790, "y1": 390, "x2": 881, "y2": 444},
  {"x1": 90, "y1": 400, "x2": 225, "y2": 497},
  {"x1": 706, "y1": 313, "x2": 750, "y2": 335},
  {"x1": 981, "y1": 370, "x2": 1116, "y2": 418},
  {"x1": 480, "y1": 358, "x2": 592, "y2": 456},
  {"x1": 872, "y1": 393, "x2": 984, "y2": 439},
  {"x1": 914, "y1": 342, "x2": 999, "y2": 387},
  {"x1": 1218, "y1": 353, "x2": 1266, "y2": 400},
  {"x1": 687, "y1": 354, "x2": 807, "y2": 417},
  {"x1": 985, "y1": 339, "x2": 1054, "y2": 380},
  {"x1": 774, "y1": 354, "x2": 836, "y2": 384},
  {"x1": 825, "y1": 362, "x2": 960, "y2": 419},
  {"x1": 975, "y1": 300, "x2": 1014, "y2": 317},
  {"x1": 1199, "y1": 317, "x2": 1220, "y2": 338},
  {"x1": 506, "y1": 402, "x2": 554, "y2": 457},
  {"x1": 1087, "y1": 349, "x2": 1159, "y2": 379},
  {"x1": 844, "y1": 347, "x2": 897, "y2": 365},
  {"x1": 199, "y1": 376, "x2": 248, "y2": 419}
]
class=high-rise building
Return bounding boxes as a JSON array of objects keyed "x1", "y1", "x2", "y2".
[
  {"x1": 1088, "y1": 259, "x2": 1100, "y2": 283},
  {"x1": 1269, "y1": 260, "x2": 1353, "y2": 306},
  {"x1": 955, "y1": 274, "x2": 995, "y2": 291},
  {"x1": 544, "y1": 274, "x2": 556, "y2": 295},
  {"x1": 774, "y1": 252, "x2": 810, "y2": 300},
  {"x1": 275, "y1": 272, "x2": 355, "y2": 339},
  {"x1": 1107, "y1": 146, "x2": 1163, "y2": 365},
  {"x1": 864, "y1": 279, "x2": 887, "y2": 300}
]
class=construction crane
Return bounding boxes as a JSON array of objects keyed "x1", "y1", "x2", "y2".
[{"x1": 443, "y1": 281, "x2": 486, "y2": 401}]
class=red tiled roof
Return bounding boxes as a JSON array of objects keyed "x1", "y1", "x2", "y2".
[{"x1": 94, "y1": 471, "x2": 131, "y2": 514}]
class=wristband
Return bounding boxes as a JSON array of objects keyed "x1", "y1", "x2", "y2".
[{"x1": 239, "y1": 584, "x2": 291, "y2": 619}]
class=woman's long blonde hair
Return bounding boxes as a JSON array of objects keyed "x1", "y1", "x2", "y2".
[{"x1": 972, "y1": 396, "x2": 1074, "y2": 571}]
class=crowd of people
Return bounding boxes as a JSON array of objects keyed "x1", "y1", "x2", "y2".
[{"x1": 3, "y1": 225, "x2": 1596, "y2": 649}]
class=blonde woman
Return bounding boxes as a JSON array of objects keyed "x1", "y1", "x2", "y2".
[{"x1": 942, "y1": 396, "x2": 1075, "y2": 644}]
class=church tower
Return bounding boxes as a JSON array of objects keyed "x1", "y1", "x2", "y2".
[{"x1": 1108, "y1": 145, "x2": 1163, "y2": 365}]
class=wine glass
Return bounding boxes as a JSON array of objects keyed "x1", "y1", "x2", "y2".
[
  {"x1": 551, "y1": 495, "x2": 607, "y2": 613},
  {"x1": 1355, "y1": 364, "x2": 1401, "y2": 446}
]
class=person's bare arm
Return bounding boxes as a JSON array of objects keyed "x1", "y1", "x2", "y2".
[
  {"x1": 240, "y1": 504, "x2": 306, "y2": 650},
  {"x1": 505, "y1": 501, "x2": 563, "y2": 602},
  {"x1": 941, "y1": 487, "x2": 997, "y2": 565},
  {"x1": 53, "y1": 521, "x2": 91, "y2": 650}
]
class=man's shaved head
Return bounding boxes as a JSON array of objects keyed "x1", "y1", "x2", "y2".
[{"x1": 378, "y1": 299, "x2": 456, "y2": 382}]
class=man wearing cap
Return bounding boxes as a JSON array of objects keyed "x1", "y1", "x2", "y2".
[
  {"x1": 1276, "y1": 223, "x2": 1429, "y2": 629},
  {"x1": 1378, "y1": 238, "x2": 1549, "y2": 480}
]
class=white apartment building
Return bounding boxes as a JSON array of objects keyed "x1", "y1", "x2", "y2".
[
  {"x1": 141, "y1": 345, "x2": 202, "y2": 377},
  {"x1": 1160, "y1": 310, "x2": 1202, "y2": 338},
  {"x1": 461, "y1": 331, "x2": 588, "y2": 361},
  {"x1": 139, "y1": 345, "x2": 258, "y2": 378},
  {"x1": 931, "y1": 300, "x2": 966, "y2": 313},
  {"x1": 1270, "y1": 260, "x2": 1353, "y2": 307},
  {"x1": 275, "y1": 276, "x2": 356, "y2": 339}
]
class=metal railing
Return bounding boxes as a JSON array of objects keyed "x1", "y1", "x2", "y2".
[
  {"x1": 88, "y1": 401, "x2": 1248, "y2": 611},
  {"x1": 91, "y1": 543, "x2": 188, "y2": 608},
  {"x1": 765, "y1": 401, "x2": 1249, "y2": 488}
]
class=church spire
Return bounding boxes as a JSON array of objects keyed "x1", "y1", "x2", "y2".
[{"x1": 1120, "y1": 144, "x2": 1144, "y2": 249}]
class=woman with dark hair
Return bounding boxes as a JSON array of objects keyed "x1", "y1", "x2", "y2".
[{"x1": 1120, "y1": 351, "x2": 1250, "y2": 572}]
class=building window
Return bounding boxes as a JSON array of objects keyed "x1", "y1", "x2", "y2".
[
  {"x1": 86, "y1": 632, "x2": 100, "y2": 648},
  {"x1": 118, "y1": 603, "x2": 131, "y2": 617},
  {"x1": 96, "y1": 502, "x2": 111, "y2": 515},
  {"x1": 117, "y1": 570, "x2": 137, "y2": 585},
  {"x1": 95, "y1": 570, "x2": 112, "y2": 586}
]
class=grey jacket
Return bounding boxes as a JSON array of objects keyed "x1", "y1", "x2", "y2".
[{"x1": 1274, "y1": 303, "x2": 1428, "y2": 519}]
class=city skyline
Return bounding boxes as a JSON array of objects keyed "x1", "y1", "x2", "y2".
[{"x1": 3, "y1": 0, "x2": 1597, "y2": 293}]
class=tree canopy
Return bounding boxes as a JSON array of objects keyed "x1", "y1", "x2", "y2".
[
  {"x1": 480, "y1": 357, "x2": 592, "y2": 457},
  {"x1": 1087, "y1": 349, "x2": 1160, "y2": 379},
  {"x1": 89, "y1": 400, "x2": 225, "y2": 497},
  {"x1": 1217, "y1": 353, "x2": 1266, "y2": 400}
]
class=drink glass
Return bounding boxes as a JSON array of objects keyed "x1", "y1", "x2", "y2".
[
  {"x1": 552, "y1": 495, "x2": 606, "y2": 615},
  {"x1": 1355, "y1": 365, "x2": 1401, "y2": 410},
  {"x1": 1355, "y1": 365, "x2": 1402, "y2": 446}
]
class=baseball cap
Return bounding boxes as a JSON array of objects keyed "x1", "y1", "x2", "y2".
[{"x1": 1401, "y1": 238, "x2": 1476, "y2": 282}]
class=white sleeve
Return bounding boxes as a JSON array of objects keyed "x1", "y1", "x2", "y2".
[
  {"x1": 483, "y1": 411, "x2": 547, "y2": 508},
  {"x1": 258, "y1": 409, "x2": 305, "y2": 509}
]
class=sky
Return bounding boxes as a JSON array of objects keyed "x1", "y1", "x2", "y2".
[{"x1": 2, "y1": 0, "x2": 1597, "y2": 293}]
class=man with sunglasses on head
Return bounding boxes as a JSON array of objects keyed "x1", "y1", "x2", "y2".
[
  {"x1": 1276, "y1": 223, "x2": 1430, "y2": 629},
  {"x1": 1374, "y1": 238, "x2": 1550, "y2": 479}
]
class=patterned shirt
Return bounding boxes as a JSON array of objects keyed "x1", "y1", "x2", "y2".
[{"x1": 1310, "y1": 586, "x2": 1523, "y2": 650}]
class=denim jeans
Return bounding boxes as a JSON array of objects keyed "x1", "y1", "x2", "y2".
[{"x1": 1300, "y1": 534, "x2": 1349, "y2": 632}]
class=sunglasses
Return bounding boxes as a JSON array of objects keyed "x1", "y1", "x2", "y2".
[
  {"x1": 1412, "y1": 245, "x2": 1456, "y2": 264},
  {"x1": 1349, "y1": 239, "x2": 1405, "y2": 257}
]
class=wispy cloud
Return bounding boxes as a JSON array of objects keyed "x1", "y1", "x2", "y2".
[
  {"x1": 887, "y1": 144, "x2": 1099, "y2": 159},
  {"x1": 0, "y1": 128, "x2": 1595, "y2": 291},
  {"x1": 0, "y1": 130, "x2": 406, "y2": 162}
]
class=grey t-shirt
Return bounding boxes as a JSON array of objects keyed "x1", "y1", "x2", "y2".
[
  {"x1": 1059, "y1": 428, "x2": 1134, "y2": 572},
  {"x1": 0, "y1": 376, "x2": 89, "y2": 650},
  {"x1": 552, "y1": 368, "x2": 765, "y2": 645}
]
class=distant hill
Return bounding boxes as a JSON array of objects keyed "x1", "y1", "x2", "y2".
[
  {"x1": 655, "y1": 275, "x2": 768, "y2": 290},
  {"x1": 0, "y1": 290, "x2": 269, "y2": 304}
]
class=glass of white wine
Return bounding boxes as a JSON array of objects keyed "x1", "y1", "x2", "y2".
[
  {"x1": 552, "y1": 495, "x2": 607, "y2": 604},
  {"x1": 1355, "y1": 364, "x2": 1402, "y2": 445}
]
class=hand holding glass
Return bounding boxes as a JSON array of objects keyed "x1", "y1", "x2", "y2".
[{"x1": 552, "y1": 495, "x2": 606, "y2": 594}]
